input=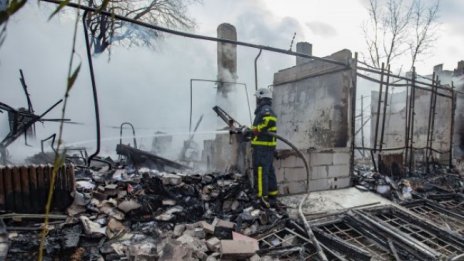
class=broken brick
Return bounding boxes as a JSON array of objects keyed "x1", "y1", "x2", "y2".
[
  {"x1": 216, "y1": 219, "x2": 235, "y2": 230},
  {"x1": 220, "y1": 240, "x2": 258, "y2": 258},
  {"x1": 197, "y1": 221, "x2": 215, "y2": 234},
  {"x1": 232, "y1": 232, "x2": 259, "y2": 251},
  {"x1": 206, "y1": 237, "x2": 220, "y2": 252}
]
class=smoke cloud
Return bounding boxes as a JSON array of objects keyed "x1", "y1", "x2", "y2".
[{"x1": 0, "y1": 1, "x2": 303, "y2": 164}]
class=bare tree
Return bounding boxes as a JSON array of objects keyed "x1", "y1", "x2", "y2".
[
  {"x1": 84, "y1": 0, "x2": 200, "y2": 54},
  {"x1": 409, "y1": 0, "x2": 440, "y2": 68},
  {"x1": 362, "y1": 0, "x2": 440, "y2": 69}
]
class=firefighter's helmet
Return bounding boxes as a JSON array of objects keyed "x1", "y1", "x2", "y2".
[{"x1": 255, "y1": 88, "x2": 272, "y2": 99}]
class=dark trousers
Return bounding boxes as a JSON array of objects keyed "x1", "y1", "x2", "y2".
[{"x1": 252, "y1": 146, "x2": 278, "y2": 198}]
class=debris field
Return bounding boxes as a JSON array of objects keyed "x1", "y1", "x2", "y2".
[{"x1": 1, "y1": 152, "x2": 464, "y2": 260}]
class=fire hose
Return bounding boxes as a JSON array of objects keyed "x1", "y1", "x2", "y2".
[
  {"x1": 234, "y1": 129, "x2": 328, "y2": 261},
  {"x1": 268, "y1": 132, "x2": 327, "y2": 261},
  {"x1": 214, "y1": 106, "x2": 328, "y2": 261}
]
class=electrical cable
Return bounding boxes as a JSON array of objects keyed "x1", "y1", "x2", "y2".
[{"x1": 82, "y1": 10, "x2": 101, "y2": 166}]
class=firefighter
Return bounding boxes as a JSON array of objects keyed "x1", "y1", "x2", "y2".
[{"x1": 248, "y1": 87, "x2": 279, "y2": 208}]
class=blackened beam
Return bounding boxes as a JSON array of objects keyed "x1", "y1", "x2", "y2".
[
  {"x1": 350, "y1": 53, "x2": 358, "y2": 178},
  {"x1": 379, "y1": 64, "x2": 391, "y2": 152},
  {"x1": 449, "y1": 84, "x2": 457, "y2": 168},
  {"x1": 288, "y1": 220, "x2": 351, "y2": 261},
  {"x1": 357, "y1": 66, "x2": 453, "y2": 92},
  {"x1": 349, "y1": 210, "x2": 440, "y2": 260},
  {"x1": 387, "y1": 239, "x2": 401, "y2": 261},
  {"x1": 312, "y1": 227, "x2": 372, "y2": 261},
  {"x1": 356, "y1": 206, "x2": 464, "y2": 256},
  {"x1": 344, "y1": 215, "x2": 399, "y2": 258},
  {"x1": 255, "y1": 246, "x2": 305, "y2": 257},
  {"x1": 356, "y1": 73, "x2": 453, "y2": 98},
  {"x1": 426, "y1": 75, "x2": 438, "y2": 171},
  {"x1": 19, "y1": 69, "x2": 34, "y2": 115},
  {"x1": 373, "y1": 63, "x2": 385, "y2": 154},
  {"x1": 116, "y1": 144, "x2": 191, "y2": 171},
  {"x1": 40, "y1": 0, "x2": 350, "y2": 68},
  {"x1": 359, "y1": 70, "x2": 454, "y2": 110},
  {"x1": 0, "y1": 102, "x2": 16, "y2": 113},
  {"x1": 401, "y1": 199, "x2": 464, "y2": 227},
  {"x1": 408, "y1": 68, "x2": 417, "y2": 172},
  {"x1": 382, "y1": 206, "x2": 464, "y2": 249},
  {"x1": 19, "y1": 70, "x2": 37, "y2": 141},
  {"x1": 0, "y1": 99, "x2": 63, "y2": 148}
]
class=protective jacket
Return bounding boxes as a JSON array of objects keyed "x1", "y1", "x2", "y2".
[
  {"x1": 251, "y1": 98, "x2": 277, "y2": 148},
  {"x1": 251, "y1": 98, "x2": 278, "y2": 199}
]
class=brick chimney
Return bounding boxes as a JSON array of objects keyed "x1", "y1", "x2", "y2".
[
  {"x1": 296, "y1": 42, "x2": 312, "y2": 66},
  {"x1": 454, "y1": 60, "x2": 464, "y2": 76},
  {"x1": 433, "y1": 64, "x2": 443, "y2": 74}
]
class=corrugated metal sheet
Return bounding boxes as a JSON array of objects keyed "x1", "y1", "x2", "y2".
[{"x1": 0, "y1": 164, "x2": 74, "y2": 213}]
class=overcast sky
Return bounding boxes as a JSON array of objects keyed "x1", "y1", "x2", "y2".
[
  {"x1": 189, "y1": 0, "x2": 464, "y2": 72},
  {"x1": 0, "y1": 0, "x2": 463, "y2": 162}
]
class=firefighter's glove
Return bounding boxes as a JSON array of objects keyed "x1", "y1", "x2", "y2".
[{"x1": 252, "y1": 128, "x2": 259, "y2": 136}]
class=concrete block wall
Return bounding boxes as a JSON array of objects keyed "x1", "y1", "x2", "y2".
[
  {"x1": 271, "y1": 48, "x2": 354, "y2": 195},
  {"x1": 273, "y1": 60, "x2": 352, "y2": 149},
  {"x1": 275, "y1": 148, "x2": 351, "y2": 195}
]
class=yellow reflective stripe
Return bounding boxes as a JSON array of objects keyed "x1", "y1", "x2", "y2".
[
  {"x1": 251, "y1": 140, "x2": 277, "y2": 146},
  {"x1": 252, "y1": 135, "x2": 277, "y2": 146},
  {"x1": 263, "y1": 116, "x2": 277, "y2": 121},
  {"x1": 256, "y1": 116, "x2": 277, "y2": 131},
  {"x1": 251, "y1": 126, "x2": 277, "y2": 132},
  {"x1": 257, "y1": 117, "x2": 275, "y2": 130},
  {"x1": 258, "y1": 166, "x2": 263, "y2": 197},
  {"x1": 269, "y1": 190, "x2": 278, "y2": 196}
]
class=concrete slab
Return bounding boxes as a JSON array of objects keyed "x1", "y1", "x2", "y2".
[{"x1": 279, "y1": 187, "x2": 393, "y2": 219}]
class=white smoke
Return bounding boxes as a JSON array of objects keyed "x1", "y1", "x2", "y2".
[{"x1": 0, "y1": 1, "x2": 304, "y2": 165}]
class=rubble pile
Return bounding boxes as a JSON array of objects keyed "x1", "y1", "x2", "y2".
[
  {"x1": 353, "y1": 163, "x2": 464, "y2": 202},
  {"x1": 4, "y1": 164, "x2": 297, "y2": 260},
  {"x1": 3, "y1": 158, "x2": 463, "y2": 260}
]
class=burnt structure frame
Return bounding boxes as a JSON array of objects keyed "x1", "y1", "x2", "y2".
[
  {"x1": 310, "y1": 212, "x2": 422, "y2": 260},
  {"x1": 256, "y1": 225, "x2": 318, "y2": 260},
  {"x1": 355, "y1": 63, "x2": 456, "y2": 174},
  {"x1": 0, "y1": 99, "x2": 63, "y2": 164},
  {"x1": 424, "y1": 193, "x2": 464, "y2": 214},
  {"x1": 354, "y1": 205, "x2": 464, "y2": 259},
  {"x1": 255, "y1": 221, "x2": 352, "y2": 261},
  {"x1": 401, "y1": 198, "x2": 464, "y2": 237}
]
